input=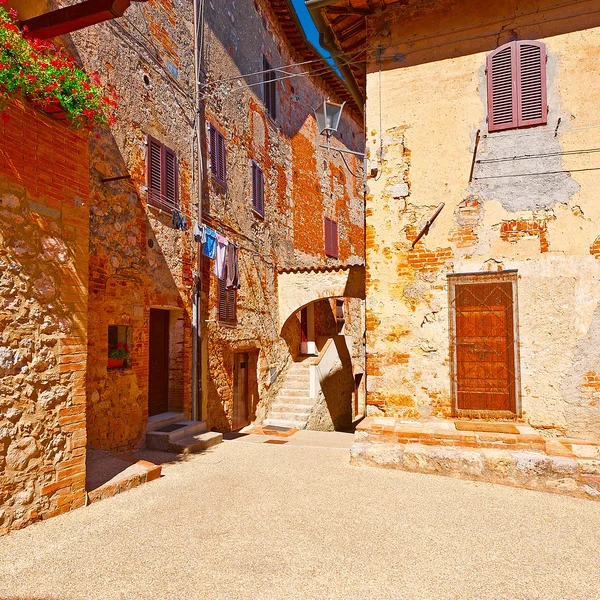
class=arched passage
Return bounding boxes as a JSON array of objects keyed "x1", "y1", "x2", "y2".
[{"x1": 277, "y1": 265, "x2": 365, "y2": 332}]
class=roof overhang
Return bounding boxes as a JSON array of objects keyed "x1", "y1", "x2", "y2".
[
  {"x1": 305, "y1": 0, "x2": 396, "y2": 105},
  {"x1": 20, "y1": 0, "x2": 148, "y2": 40}
]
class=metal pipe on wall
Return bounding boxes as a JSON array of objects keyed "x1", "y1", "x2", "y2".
[{"x1": 192, "y1": 0, "x2": 206, "y2": 422}]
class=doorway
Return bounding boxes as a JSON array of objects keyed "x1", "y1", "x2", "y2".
[
  {"x1": 300, "y1": 304, "x2": 316, "y2": 355},
  {"x1": 233, "y1": 352, "x2": 249, "y2": 430},
  {"x1": 148, "y1": 308, "x2": 170, "y2": 416},
  {"x1": 448, "y1": 271, "x2": 520, "y2": 416}
]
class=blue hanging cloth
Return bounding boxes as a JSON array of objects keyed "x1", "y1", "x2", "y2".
[{"x1": 202, "y1": 227, "x2": 217, "y2": 258}]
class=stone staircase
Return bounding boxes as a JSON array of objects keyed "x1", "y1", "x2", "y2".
[
  {"x1": 264, "y1": 360, "x2": 314, "y2": 430},
  {"x1": 146, "y1": 412, "x2": 222, "y2": 454}
]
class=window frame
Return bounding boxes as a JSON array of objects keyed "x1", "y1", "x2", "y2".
[
  {"x1": 263, "y1": 56, "x2": 277, "y2": 120},
  {"x1": 486, "y1": 40, "x2": 547, "y2": 133},
  {"x1": 146, "y1": 135, "x2": 179, "y2": 210},
  {"x1": 251, "y1": 161, "x2": 265, "y2": 217},
  {"x1": 209, "y1": 124, "x2": 227, "y2": 187}
]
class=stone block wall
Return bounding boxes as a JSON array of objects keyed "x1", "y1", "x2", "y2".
[
  {"x1": 62, "y1": 0, "x2": 197, "y2": 451},
  {"x1": 0, "y1": 99, "x2": 89, "y2": 534}
]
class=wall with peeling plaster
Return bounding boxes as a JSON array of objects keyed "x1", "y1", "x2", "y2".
[{"x1": 364, "y1": 0, "x2": 600, "y2": 438}]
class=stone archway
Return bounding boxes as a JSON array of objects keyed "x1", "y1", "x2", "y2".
[{"x1": 277, "y1": 265, "x2": 365, "y2": 331}]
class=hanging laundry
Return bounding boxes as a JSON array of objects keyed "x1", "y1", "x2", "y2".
[
  {"x1": 171, "y1": 209, "x2": 187, "y2": 230},
  {"x1": 226, "y1": 242, "x2": 240, "y2": 290},
  {"x1": 213, "y1": 234, "x2": 228, "y2": 279},
  {"x1": 193, "y1": 222, "x2": 204, "y2": 243},
  {"x1": 203, "y1": 227, "x2": 217, "y2": 258}
]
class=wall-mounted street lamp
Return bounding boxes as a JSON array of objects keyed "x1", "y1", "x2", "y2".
[{"x1": 314, "y1": 99, "x2": 365, "y2": 164}]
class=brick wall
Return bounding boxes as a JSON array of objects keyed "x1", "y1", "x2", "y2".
[{"x1": 0, "y1": 99, "x2": 89, "y2": 534}]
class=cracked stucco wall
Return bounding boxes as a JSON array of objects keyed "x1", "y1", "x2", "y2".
[{"x1": 363, "y1": 0, "x2": 600, "y2": 438}]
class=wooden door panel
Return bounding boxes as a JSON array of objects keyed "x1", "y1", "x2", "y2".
[
  {"x1": 452, "y1": 280, "x2": 516, "y2": 413},
  {"x1": 148, "y1": 309, "x2": 169, "y2": 416}
]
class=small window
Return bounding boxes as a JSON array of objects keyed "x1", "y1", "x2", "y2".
[
  {"x1": 251, "y1": 161, "x2": 264, "y2": 216},
  {"x1": 108, "y1": 325, "x2": 131, "y2": 369},
  {"x1": 147, "y1": 137, "x2": 178, "y2": 210},
  {"x1": 487, "y1": 40, "x2": 547, "y2": 132},
  {"x1": 218, "y1": 276, "x2": 236, "y2": 324},
  {"x1": 209, "y1": 124, "x2": 226, "y2": 186},
  {"x1": 263, "y1": 57, "x2": 277, "y2": 120},
  {"x1": 324, "y1": 217, "x2": 339, "y2": 258}
]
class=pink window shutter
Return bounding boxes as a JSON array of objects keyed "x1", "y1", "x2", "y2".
[
  {"x1": 516, "y1": 41, "x2": 547, "y2": 128},
  {"x1": 487, "y1": 43, "x2": 518, "y2": 132}
]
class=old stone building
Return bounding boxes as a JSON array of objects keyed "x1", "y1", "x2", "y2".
[
  {"x1": 310, "y1": 0, "x2": 600, "y2": 496},
  {"x1": 199, "y1": 0, "x2": 365, "y2": 432},
  {"x1": 0, "y1": 0, "x2": 365, "y2": 533}
]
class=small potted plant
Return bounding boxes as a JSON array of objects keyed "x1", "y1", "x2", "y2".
[{"x1": 108, "y1": 342, "x2": 129, "y2": 369}]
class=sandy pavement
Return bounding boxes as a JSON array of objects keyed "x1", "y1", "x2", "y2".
[{"x1": 0, "y1": 432, "x2": 599, "y2": 600}]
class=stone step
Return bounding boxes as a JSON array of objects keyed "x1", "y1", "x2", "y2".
[
  {"x1": 278, "y1": 388, "x2": 309, "y2": 397},
  {"x1": 283, "y1": 379, "x2": 311, "y2": 390},
  {"x1": 146, "y1": 421, "x2": 207, "y2": 452},
  {"x1": 263, "y1": 418, "x2": 307, "y2": 430},
  {"x1": 146, "y1": 412, "x2": 186, "y2": 433},
  {"x1": 287, "y1": 372, "x2": 310, "y2": 380},
  {"x1": 271, "y1": 403, "x2": 314, "y2": 414},
  {"x1": 169, "y1": 431, "x2": 223, "y2": 455},
  {"x1": 275, "y1": 395, "x2": 313, "y2": 405},
  {"x1": 267, "y1": 411, "x2": 310, "y2": 422}
]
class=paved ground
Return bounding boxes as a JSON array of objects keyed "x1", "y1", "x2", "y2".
[{"x1": 1, "y1": 431, "x2": 600, "y2": 600}]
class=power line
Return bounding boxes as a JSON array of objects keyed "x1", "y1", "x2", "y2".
[
  {"x1": 477, "y1": 147, "x2": 600, "y2": 164},
  {"x1": 474, "y1": 166, "x2": 600, "y2": 180}
]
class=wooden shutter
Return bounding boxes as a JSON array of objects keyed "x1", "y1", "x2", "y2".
[
  {"x1": 263, "y1": 57, "x2": 277, "y2": 119},
  {"x1": 165, "y1": 148, "x2": 178, "y2": 206},
  {"x1": 148, "y1": 138, "x2": 162, "y2": 203},
  {"x1": 516, "y1": 41, "x2": 547, "y2": 128},
  {"x1": 252, "y1": 162, "x2": 264, "y2": 216},
  {"x1": 218, "y1": 276, "x2": 236, "y2": 323},
  {"x1": 218, "y1": 131, "x2": 226, "y2": 184},
  {"x1": 210, "y1": 125, "x2": 226, "y2": 185},
  {"x1": 487, "y1": 40, "x2": 547, "y2": 132},
  {"x1": 210, "y1": 125, "x2": 217, "y2": 179},
  {"x1": 325, "y1": 217, "x2": 338, "y2": 258},
  {"x1": 487, "y1": 43, "x2": 517, "y2": 132},
  {"x1": 331, "y1": 220, "x2": 338, "y2": 258}
]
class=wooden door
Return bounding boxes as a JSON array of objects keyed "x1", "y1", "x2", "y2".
[
  {"x1": 148, "y1": 309, "x2": 170, "y2": 416},
  {"x1": 450, "y1": 275, "x2": 518, "y2": 413},
  {"x1": 233, "y1": 352, "x2": 249, "y2": 430},
  {"x1": 300, "y1": 307, "x2": 308, "y2": 354}
]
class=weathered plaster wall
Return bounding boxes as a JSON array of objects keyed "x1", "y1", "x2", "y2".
[
  {"x1": 364, "y1": 0, "x2": 600, "y2": 438},
  {"x1": 0, "y1": 100, "x2": 89, "y2": 534},
  {"x1": 61, "y1": 0, "x2": 197, "y2": 450},
  {"x1": 200, "y1": 0, "x2": 365, "y2": 430}
]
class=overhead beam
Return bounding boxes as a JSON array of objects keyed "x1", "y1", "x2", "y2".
[{"x1": 21, "y1": 0, "x2": 147, "y2": 40}]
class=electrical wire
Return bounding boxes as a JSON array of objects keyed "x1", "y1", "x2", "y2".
[
  {"x1": 477, "y1": 147, "x2": 600, "y2": 163},
  {"x1": 474, "y1": 166, "x2": 600, "y2": 179}
]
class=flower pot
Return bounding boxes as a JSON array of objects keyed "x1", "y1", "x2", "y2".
[{"x1": 107, "y1": 358, "x2": 124, "y2": 369}]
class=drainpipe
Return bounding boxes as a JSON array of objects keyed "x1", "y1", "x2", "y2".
[
  {"x1": 192, "y1": 0, "x2": 206, "y2": 422},
  {"x1": 304, "y1": 0, "x2": 365, "y2": 112}
]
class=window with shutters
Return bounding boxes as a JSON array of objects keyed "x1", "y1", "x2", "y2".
[
  {"x1": 324, "y1": 217, "x2": 339, "y2": 258},
  {"x1": 147, "y1": 136, "x2": 178, "y2": 210},
  {"x1": 251, "y1": 161, "x2": 264, "y2": 217},
  {"x1": 218, "y1": 275, "x2": 236, "y2": 324},
  {"x1": 263, "y1": 57, "x2": 277, "y2": 120},
  {"x1": 487, "y1": 40, "x2": 547, "y2": 132},
  {"x1": 209, "y1": 124, "x2": 226, "y2": 186}
]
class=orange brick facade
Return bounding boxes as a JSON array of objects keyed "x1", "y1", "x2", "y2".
[{"x1": 0, "y1": 99, "x2": 89, "y2": 534}]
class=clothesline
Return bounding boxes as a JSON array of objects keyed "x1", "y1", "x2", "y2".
[{"x1": 193, "y1": 224, "x2": 240, "y2": 290}]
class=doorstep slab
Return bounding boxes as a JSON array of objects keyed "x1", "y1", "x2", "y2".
[{"x1": 351, "y1": 417, "x2": 600, "y2": 502}]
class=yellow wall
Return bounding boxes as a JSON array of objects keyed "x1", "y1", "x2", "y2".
[{"x1": 364, "y1": 0, "x2": 600, "y2": 437}]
